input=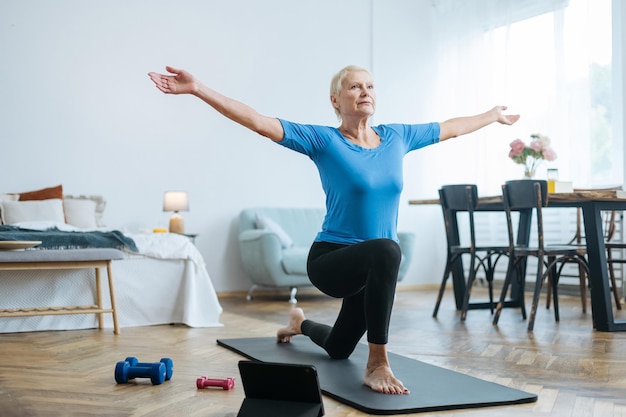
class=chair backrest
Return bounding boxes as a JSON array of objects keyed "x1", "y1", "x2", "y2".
[
  {"x1": 605, "y1": 210, "x2": 617, "y2": 242},
  {"x1": 439, "y1": 184, "x2": 479, "y2": 249},
  {"x1": 501, "y1": 180, "x2": 548, "y2": 250},
  {"x1": 439, "y1": 184, "x2": 479, "y2": 212},
  {"x1": 571, "y1": 208, "x2": 617, "y2": 244},
  {"x1": 502, "y1": 180, "x2": 548, "y2": 210}
]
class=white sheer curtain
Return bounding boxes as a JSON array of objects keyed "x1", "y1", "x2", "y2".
[{"x1": 429, "y1": 0, "x2": 617, "y2": 193}]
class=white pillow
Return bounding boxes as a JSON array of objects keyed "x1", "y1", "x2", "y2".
[
  {"x1": 0, "y1": 194, "x2": 19, "y2": 201},
  {"x1": 0, "y1": 199, "x2": 65, "y2": 225},
  {"x1": 64, "y1": 198, "x2": 98, "y2": 229},
  {"x1": 64, "y1": 195, "x2": 106, "y2": 227},
  {"x1": 255, "y1": 214, "x2": 294, "y2": 249},
  {"x1": 0, "y1": 193, "x2": 19, "y2": 225}
]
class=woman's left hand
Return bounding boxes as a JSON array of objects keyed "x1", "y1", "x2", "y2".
[{"x1": 493, "y1": 105, "x2": 520, "y2": 125}]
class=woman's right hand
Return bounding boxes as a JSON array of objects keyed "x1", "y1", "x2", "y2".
[
  {"x1": 148, "y1": 66, "x2": 198, "y2": 95},
  {"x1": 147, "y1": 65, "x2": 284, "y2": 142}
]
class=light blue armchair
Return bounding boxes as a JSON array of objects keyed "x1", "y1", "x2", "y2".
[{"x1": 238, "y1": 207, "x2": 415, "y2": 303}]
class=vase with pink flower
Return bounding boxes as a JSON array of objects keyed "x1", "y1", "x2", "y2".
[{"x1": 508, "y1": 133, "x2": 557, "y2": 179}]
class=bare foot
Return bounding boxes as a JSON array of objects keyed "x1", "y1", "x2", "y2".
[
  {"x1": 276, "y1": 307, "x2": 306, "y2": 343},
  {"x1": 364, "y1": 343, "x2": 409, "y2": 394},
  {"x1": 363, "y1": 364, "x2": 409, "y2": 395}
]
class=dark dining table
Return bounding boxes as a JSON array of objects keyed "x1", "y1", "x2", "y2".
[{"x1": 409, "y1": 189, "x2": 626, "y2": 332}]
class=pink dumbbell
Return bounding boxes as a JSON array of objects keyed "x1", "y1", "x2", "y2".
[{"x1": 196, "y1": 376, "x2": 235, "y2": 390}]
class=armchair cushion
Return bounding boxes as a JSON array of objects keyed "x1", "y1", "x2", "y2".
[
  {"x1": 255, "y1": 214, "x2": 294, "y2": 249},
  {"x1": 281, "y1": 247, "x2": 310, "y2": 275}
]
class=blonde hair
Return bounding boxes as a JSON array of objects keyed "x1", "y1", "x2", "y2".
[{"x1": 329, "y1": 65, "x2": 373, "y2": 120}]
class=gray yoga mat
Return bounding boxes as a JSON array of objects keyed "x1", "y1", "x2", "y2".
[{"x1": 217, "y1": 337, "x2": 537, "y2": 415}]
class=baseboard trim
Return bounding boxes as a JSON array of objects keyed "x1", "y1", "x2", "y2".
[{"x1": 217, "y1": 283, "x2": 443, "y2": 299}]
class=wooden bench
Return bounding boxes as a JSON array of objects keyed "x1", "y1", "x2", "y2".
[{"x1": 0, "y1": 248, "x2": 124, "y2": 334}]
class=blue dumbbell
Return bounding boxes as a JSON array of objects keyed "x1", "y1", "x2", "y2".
[
  {"x1": 115, "y1": 360, "x2": 166, "y2": 385},
  {"x1": 125, "y1": 357, "x2": 174, "y2": 381}
]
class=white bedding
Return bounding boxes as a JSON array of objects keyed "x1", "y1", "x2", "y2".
[
  {"x1": 128, "y1": 232, "x2": 206, "y2": 266},
  {"x1": 0, "y1": 224, "x2": 223, "y2": 333}
]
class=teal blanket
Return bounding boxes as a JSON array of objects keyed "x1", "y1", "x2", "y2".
[{"x1": 0, "y1": 226, "x2": 138, "y2": 252}]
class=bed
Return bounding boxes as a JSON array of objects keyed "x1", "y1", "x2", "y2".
[{"x1": 0, "y1": 185, "x2": 223, "y2": 333}]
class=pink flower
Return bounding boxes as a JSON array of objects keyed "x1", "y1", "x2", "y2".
[
  {"x1": 542, "y1": 147, "x2": 557, "y2": 161},
  {"x1": 530, "y1": 139, "x2": 543, "y2": 152},
  {"x1": 509, "y1": 139, "x2": 525, "y2": 157}
]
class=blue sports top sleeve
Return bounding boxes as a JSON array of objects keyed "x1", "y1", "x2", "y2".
[{"x1": 277, "y1": 118, "x2": 440, "y2": 244}]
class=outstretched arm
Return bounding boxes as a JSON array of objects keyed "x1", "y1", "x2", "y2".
[
  {"x1": 148, "y1": 66, "x2": 284, "y2": 142},
  {"x1": 439, "y1": 106, "x2": 519, "y2": 141}
]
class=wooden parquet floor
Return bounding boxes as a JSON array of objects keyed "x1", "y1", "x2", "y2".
[{"x1": 1, "y1": 287, "x2": 626, "y2": 417}]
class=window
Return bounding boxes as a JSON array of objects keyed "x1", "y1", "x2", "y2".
[
  {"x1": 490, "y1": 0, "x2": 615, "y2": 186},
  {"x1": 430, "y1": 0, "x2": 618, "y2": 191}
]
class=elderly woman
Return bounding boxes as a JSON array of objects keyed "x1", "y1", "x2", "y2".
[{"x1": 148, "y1": 65, "x2": 519, "y2": 395}]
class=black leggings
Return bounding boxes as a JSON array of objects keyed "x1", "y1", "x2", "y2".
[{"x1": 301, "y1": 239, "x2": 401, "y2": 359}]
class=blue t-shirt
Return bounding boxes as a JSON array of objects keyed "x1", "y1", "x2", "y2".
[{"x1": 277, "y1": 119, "x2": 440, "y2": 244}]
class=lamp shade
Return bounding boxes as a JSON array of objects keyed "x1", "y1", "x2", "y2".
[{"x1": 163, "y1": 191, "x2": 189, "y2": 212}]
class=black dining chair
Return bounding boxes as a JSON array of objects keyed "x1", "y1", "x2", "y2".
[
  {"x1": 433, "y1": 184, "x2": 510, "y2": 320},
  {"x1": 553, "y1": 207, "x2": 622, "y2": 311},
  {"x1": 492, "y1": 180, "x2": 590, "y2": 331},
  {"x1": 564, "y1": 206, "x2": 626, "y2": 313}
]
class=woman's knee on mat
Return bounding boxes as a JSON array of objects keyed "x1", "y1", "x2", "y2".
[{"x1": 325, "y1": 343, "x2": 358, "y2": 360}]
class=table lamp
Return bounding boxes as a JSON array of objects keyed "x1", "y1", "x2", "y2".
[{"x1": 163, "y1": 191, "x2": 189, "y2": 234}]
